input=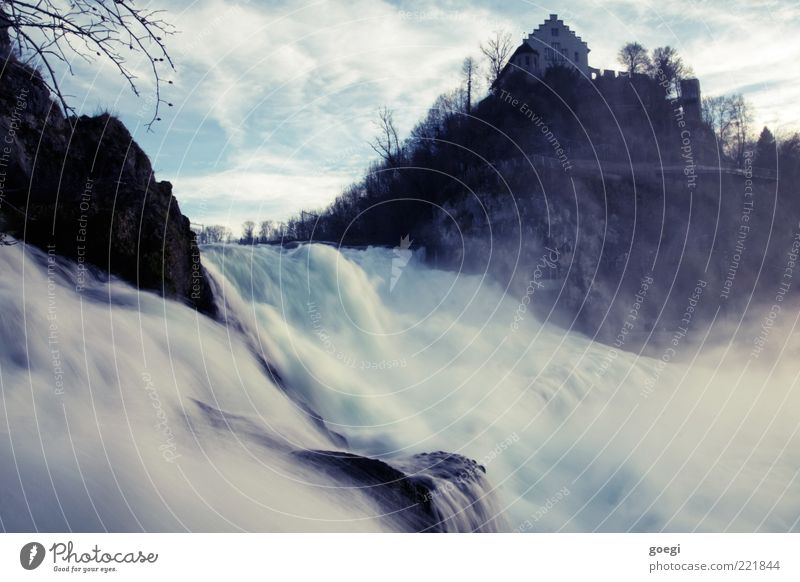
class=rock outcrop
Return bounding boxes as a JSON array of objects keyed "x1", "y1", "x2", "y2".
[
  {"x1": 193, "y1": 399, "x2": 501, "y2": 532},
  {"x1": 0, "y1": 32, "x2": 215, "y2": 315},
  {"x1": 295, "y1": 449, "x2": 500, "y2": 532}
]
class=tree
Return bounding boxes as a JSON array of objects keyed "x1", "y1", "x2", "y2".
[
  {"x1": 703, "y1": 95, "x2": 732, "y2": 143},
  {"x1": 201, "y1": 225, "x2": 231, "y2": 244},
  {"x1": 258, "y1": 219, "x2": 275, "y2": 242},
  {"x1": 461, "y1": 56, "x2": 478, "y2": 113},
  {"x1": 1, "y1": 0, "x2": 174, "y2": 128},
  {"x1": 408, "y1": 89, "x2": 462, "y2": 151},
  {"x1": 240, "y1": 221, "x2": 255, "y2": 245},
  {"x1": 649, "y1": 46, "x2": 691, "y2": 96},
  {"x1": 728, "y1": 94, "x2": 753, "y2": 164},
  {"x1": 480, "y1": 29, "x2": 514, "y2": 87},
  {"x1": 617, "y1": 42, "x2": 650, "y2": 75},
  {"x1": 779, "y1": 133, "x2": 800, "y2": 180},
  {"x1": 702, "y1": 93, "x2": 752, "y2": 164},
  {"x1": 276, "y1": 222, "x2": 287, "y2": 239},
  {"x1": 370, "y1": 106, "x2": 402, "y2": 165},
  {"x1": 754, "y1": 127, "x2": 777, "y2": 170}
]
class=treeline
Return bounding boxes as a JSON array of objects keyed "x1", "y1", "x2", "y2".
[
  {"x1": 615, "y1": 42, "x2": 776, "y2": 168},
  {"x1": 274, "y1": 40, "x2": 703, "y2": 245},
  {"x1": 242, "y1": 37, "x2": 796, "y2": 248},
  {"x1": 193, "y1": 31, "x2": 800, "y2": 352},
  {"x1": 196, "y1": 219, "x2": 289, "y2": 244}
]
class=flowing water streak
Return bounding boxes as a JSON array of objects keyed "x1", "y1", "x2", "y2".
[
  {"x1": 203, "y1": 243, "x2": 800, "y2": 532},
  {"x1": 1, "y1": 241, "x2": 799, "y2": 532},
  {"x1": 0, "y1": 243, "x2": 390, "y2": 531}
]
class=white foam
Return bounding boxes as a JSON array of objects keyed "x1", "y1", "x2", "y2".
[{"x1": 203, "y1": 243, "x2": 800, "y2": 532}]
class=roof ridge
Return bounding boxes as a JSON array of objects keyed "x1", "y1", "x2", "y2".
[{"x1": 529, "y1": 17, "x2": 588, "y2": 48}]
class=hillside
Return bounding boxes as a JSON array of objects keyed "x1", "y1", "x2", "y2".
[{"x1": 287, "y1": 66, "x2": 796, "y2": 351}]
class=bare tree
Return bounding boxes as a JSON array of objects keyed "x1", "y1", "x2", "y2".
[
  {"x1": 370, "y1": 106, "x2": 401, "y2": 165},
  {"x1": 258, "y1": 219, "x2": 274, "y2": 243},
  {"x1": 617, "y1": 42, "x2": 650, "y2": 75},
  {"x1": 480, "y1": 29, "x2": 514, "y2": 87},
  {"x1": 201, "y1": 225, "x2": 231, "y2": 244},
  {"x1": 702, "y1": 93, "x2": 752, "y2": 164},
  {"x1": 409, "y1": 89, "x2": 461, "y2": 145},
  {"x1": 703, "y1": 95, "x2": 731, "y2": 141},
  {"x1": 285, "y1": 218, "x2": 298, "y2": 241},
  {"x1": 649, "y1": 46, "x2": 691, "y2": 96},
  {"x1": 461, "y1": 56, "x2": 478, "y2": 113},
  {"x1": 728, "y1": 94, "x2": 753, "y2": 164},
  {"x1": 1, "y1": 0, "x2": 175, "y2": 128}
]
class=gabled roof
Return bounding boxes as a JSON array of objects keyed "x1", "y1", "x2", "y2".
[
  {"x1": 493, "y1": 43, "x2": 539, "y2": 87},
  {"x1": 509, "y1": 42, "x2": 539, "y2": 58},
  {"x1": 530, "y1": 14, "x2": 589, "y2": 50}
]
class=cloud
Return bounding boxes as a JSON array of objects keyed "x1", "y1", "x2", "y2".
[
  {"x1": 39, "y1": 0, "x2": 800, "y2": 233},
  {"x1": 174, "y1": 168, "x2": 353, "y2": 227},
  {"x1": 145, "y1": 0, "x2": 514, "y2": 228},
  {"x1": 566, "y1": 0, "x2": 800, "y2": 130}
]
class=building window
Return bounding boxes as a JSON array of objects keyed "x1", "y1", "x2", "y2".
[
  {"x1": 575, "y1": 51, "x2": 579, "y2": 62},
  {"x1": 552, "y1": 28, "x2": 559, "y2": 36},
  {"x1": 551, "y1": 43, "x2": 562, "y2": 62},
  {"x1": 525, "y1": 56, "x2": 530, "y2": 66}
]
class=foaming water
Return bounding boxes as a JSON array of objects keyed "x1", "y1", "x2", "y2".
[
  {"x1": 203, "y1": 243, "x2": 800, "y2": 532},
  {"x1": 1, "y1": 241, "x2": 798, "y2": 532},
  {"x1": 0, "y1": 243, "x2": 389, "y2": 531}
]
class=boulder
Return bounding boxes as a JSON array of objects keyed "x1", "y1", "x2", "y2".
[{"x1": 294, "y1": 449, "x2": 497, "y2": 532}]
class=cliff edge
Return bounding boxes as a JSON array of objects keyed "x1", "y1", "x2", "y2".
[{"x1": 0, "y1": 26, "x2": 215, "y2": 315}]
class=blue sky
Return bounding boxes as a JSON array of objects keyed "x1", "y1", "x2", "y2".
[{"x1": 59, "y1": 0, "x2": 800, "y2": 233}]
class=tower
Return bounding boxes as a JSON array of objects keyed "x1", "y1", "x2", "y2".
[{"x1": 680, "y1": 79, "x2": 701, "y2": 122}]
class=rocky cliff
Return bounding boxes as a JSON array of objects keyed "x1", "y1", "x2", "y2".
[{"x1": 0, "y1": 28, "x2": 215, "y2": 315}]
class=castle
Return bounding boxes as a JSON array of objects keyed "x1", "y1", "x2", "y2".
[
  {"x1": 498, "y1": 14, "x2": 702, "y2": 122},
  {"x1": 504, "y1": 14, "x2": 590, "y2": 79}
]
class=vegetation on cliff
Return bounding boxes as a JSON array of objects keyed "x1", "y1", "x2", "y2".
[{"x1": 277, "y1": 41, "x2": 798, "y2": 347}]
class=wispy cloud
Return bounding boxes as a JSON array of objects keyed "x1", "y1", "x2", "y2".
[{"x1": 52, "y1": 0, "x2": 800, "y2": 230}]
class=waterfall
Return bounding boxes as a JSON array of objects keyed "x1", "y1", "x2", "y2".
[{"x1": 1, "y1": 241, "x2": 798, "y2": 532}]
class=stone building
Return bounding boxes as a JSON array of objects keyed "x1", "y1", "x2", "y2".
[{"x1": 501, "y1": 14, "x2": 590, "y2": 81}]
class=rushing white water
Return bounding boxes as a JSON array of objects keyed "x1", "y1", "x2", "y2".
[
  {"x1": 203, "y1": 243, "x2": 800, "y2": 532},
  {"x1": 1, "y1": 241, "x2": 799, "y2": 532},
  {"x1": 0, "y1": 243, "x2": 389, "y2": 532}
]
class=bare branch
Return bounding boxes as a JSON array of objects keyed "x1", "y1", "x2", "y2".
[
  {"x1": 370, "y1": 106, "x2": 402, "y2": 165},
  {"x1": 480, "y1": 29, "x2": 513, "y2": 87},
  {"x1": 461, "y1": 56, "x2": 478, "y2": 113},
  {"x1": 1, "y1": 0, "x2": 175, "y2": 130},
  {"x1": 703, "y1": 93, "x2": 753, "y2": 164}
]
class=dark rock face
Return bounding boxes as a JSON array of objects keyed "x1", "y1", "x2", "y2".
[
  {"x1": 295, "y1": 450, "x2": 437, "y2": 531},
  {"x1": 295, "y1": 449, "x2": 499, "y2": 532},
  {"x1": 191, "y1": 401, "x2": 499, "y2": 531},
  {"x1": 0, "y1": 49, "x2": 215, "y2": 315}
]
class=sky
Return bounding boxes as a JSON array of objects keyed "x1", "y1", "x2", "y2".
[{"x1": 55, "y1": 0, "x2": 800, "y2": 232}]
